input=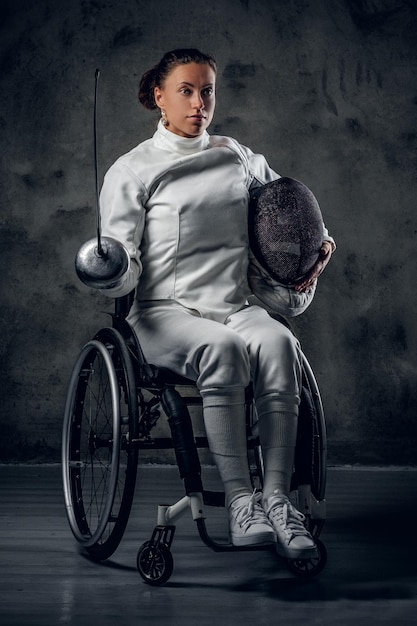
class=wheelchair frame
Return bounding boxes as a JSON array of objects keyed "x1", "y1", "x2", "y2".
[{"x1": 62, "y1": 293, "x2": 327, "y2": 585}]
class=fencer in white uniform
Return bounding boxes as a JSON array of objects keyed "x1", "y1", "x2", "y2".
[{"x1": 98, "y1": 48, "x2": 335, "y2": 557}]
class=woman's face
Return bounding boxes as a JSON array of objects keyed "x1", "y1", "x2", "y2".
[{"x1": 154, "y1": 62, "x2": 216, "y2": 138}]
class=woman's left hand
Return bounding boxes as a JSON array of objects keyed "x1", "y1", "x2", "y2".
[{"x1": 294, "y1": 241, "x2": 334, "y2": 293}]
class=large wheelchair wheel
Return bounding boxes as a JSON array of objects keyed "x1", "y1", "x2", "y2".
[
  {"x1": 62, "y1": 327, "x2": 139, "y2": 560},
  {"x1": 298, "y1": 353, "x2": 327, "y2": 503}
]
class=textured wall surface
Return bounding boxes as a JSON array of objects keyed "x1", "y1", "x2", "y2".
[{"x1": 1, "y1": 0, "x2": 416, "y2": 463}]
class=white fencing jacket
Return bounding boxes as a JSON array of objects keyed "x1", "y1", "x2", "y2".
[{"x1": 100, "y1": 121, "x2": 334, "y2": 322}]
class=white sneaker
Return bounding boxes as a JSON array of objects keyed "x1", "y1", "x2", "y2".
[
  {"x1": 265, "y1": 493, "x2": 318, "y2": 559},
  {"x1": 229, "y1": 491, "x2": 276, "y2": 547}
]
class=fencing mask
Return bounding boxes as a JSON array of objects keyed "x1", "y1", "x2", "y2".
[{"x1": 248, "y1": 177, "x2": 324, "y2": 285}]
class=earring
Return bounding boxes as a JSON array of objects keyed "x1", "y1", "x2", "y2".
[{"x1": 161, "y1": 110, "x2": 168, "y2": 127}]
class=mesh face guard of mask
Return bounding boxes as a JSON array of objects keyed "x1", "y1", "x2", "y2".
[{"x1": 248, "y1": 177, "x2": 324, "y2": 285}]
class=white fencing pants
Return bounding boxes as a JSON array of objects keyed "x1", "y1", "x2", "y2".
[{"x1": 128, "y1": 302, "x2": 302, "y2": 504}]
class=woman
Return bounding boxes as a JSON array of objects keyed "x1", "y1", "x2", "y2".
[{"x1": 99, "y1": 48, "x2": 335, "y2": 558}]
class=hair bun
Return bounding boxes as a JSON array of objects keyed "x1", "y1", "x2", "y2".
[{"x1": 138, "y1": 66, "x2": 158, "y2": 110}]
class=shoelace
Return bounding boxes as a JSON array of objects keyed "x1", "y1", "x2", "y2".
[
  {"x1": 231, "y1": 490, "x2": 266, "y2": 530},
  {"x1": 267, "y1": 497, "x2": 308, "y2": 539}
]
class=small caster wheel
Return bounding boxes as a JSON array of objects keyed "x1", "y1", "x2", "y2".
[
  {"x1": 285, "y1": 538, "x2": 327, "y2": 579},
  {"x1": 136, "y1": 541, "x2": 174, "y2": 586}
]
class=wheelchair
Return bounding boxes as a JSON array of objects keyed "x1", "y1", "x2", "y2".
[{"x1": 62, "y1": 292, "x2": 327, "y2": 586}]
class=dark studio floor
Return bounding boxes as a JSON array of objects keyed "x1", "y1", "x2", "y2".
[{"x1": 1, "y1": 463, "x2": 417, "y2": 626}]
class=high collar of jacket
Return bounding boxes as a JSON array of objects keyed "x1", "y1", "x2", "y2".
[{"x1": 153, "y1": 120, "x2": 210, "y2": 155}]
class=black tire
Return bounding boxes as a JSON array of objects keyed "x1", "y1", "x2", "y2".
[
  {"x1": 137, "y1": 541, "x2": 174, "y2": 586},
  {"x1": 299, "y1": 354, "x2": 327, "y2": 503},
  {"x1": 62, "y1": 327, "x2": 138, "y2": 560},
  {"x1": 285, "y1": 538, "x2": 327, "y2": 579}
]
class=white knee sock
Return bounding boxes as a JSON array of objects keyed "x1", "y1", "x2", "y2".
[
  {"x1": 200, "y1": 387, "x2": 253, "y2": 508},
  {"x1": 256, "y1": 397, "x2": 298, "y2": 503}
]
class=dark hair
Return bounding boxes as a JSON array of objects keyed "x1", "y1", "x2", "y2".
[{"x1": 138, "y1": 48, "x2": 217, "y2": 110}]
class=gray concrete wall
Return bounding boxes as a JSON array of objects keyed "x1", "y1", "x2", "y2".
[{"x1": 1, "y1": 0, "x2": 416, "y2": 464}]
